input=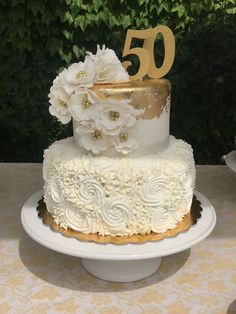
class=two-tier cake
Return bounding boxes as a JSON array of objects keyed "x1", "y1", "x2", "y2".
[{"x1": 42, "y1": 45, "x2": 195, "y2": 243}]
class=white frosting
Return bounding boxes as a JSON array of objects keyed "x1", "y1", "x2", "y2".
[
  {"x1": 43, "y1": 136, "x2": 195, "y2": 236},
  {"x1": 140, "y1": 177, "x2": 171, "y2": 207},
  {"x1": 73, "y1": 105, "x2": 170, "y2": 156},
  {"x1": 135, "y1": 108, "x2": 170, "y2": 153},
  {"x1": 64, "y1": 204, "x2": 95, "y2": 233},
  {"x1": 79, "y1": 176, "x2": 104, "y2": 204},
  {"x1": 101, "y1": 198, "x2": 133, "y2": 235},
  {"x1": 50, "y1": 174, "x2": 65, "y2": 203}
]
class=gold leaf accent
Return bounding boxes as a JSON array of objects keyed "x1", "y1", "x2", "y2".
[{"x1": 91, "y1": 79, "x2": 171, "y2": 119}]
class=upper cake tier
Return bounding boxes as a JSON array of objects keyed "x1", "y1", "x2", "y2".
[
  {"x1": 48, "y1": 45, "x2": 171, "y2": 156},
  {"x1": 73, "y1": 79, "x2": 171, "y2": 156}
]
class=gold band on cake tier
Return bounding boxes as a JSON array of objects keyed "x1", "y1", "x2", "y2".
[{"x1": 91, "y1": 79, "x2": 171, "y2": 119}]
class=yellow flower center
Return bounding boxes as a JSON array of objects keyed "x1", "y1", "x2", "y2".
[
  {"x1": 92, "y1": 129, "x2": 101, "y2": 140},
  {"x1": 81, "y1": 96, "x2": 91, "y2": 109},
  {"x1": 119, "y1": 133, "x2": 128, "y2": 143},
  {"x1": 76, "y1": 70, "x2": 87, "y2": 79},
  {"x1": 58, "y1": 99, "x2": 68, "y2": 108},
  {"x1": 109, "y1": 111, "x2": 120, "y2": 121}
]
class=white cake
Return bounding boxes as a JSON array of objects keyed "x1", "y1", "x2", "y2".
[{"x1": 43, "y1": 45, "x2": 195, "y2": 240}]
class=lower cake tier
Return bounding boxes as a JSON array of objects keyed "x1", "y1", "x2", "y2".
[{"x1": 43, "y1": 136, "x2": 195, "y2": 237}]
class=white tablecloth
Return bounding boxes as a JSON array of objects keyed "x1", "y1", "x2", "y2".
[{"x1": 0, "y1": 164, "x2": 236, "y2": 313}]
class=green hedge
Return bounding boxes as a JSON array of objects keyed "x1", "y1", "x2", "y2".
[{"x1": 0, "y1": 0, "x2": 235, "y2": 163}]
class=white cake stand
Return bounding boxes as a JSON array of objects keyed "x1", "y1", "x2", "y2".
[
  {"x1": 224, "y1": 150, "x2": 236, "y2": 173},
  {"x1": 21, "y1": 190, "x2": 216, "y2": 282}
]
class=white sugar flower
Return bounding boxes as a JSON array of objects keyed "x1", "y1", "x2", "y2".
[
  {"x1": 76, "y1": 123, "x2": 109, "y2": 154},
  {"x1": 87, "y1": 45, "x2": 129, "y2": 84},
  {"x1": 69, "y1": 88, "x2": 99, "y2": 122},
  {"x1": 113, "y1": 126, "x2": 140, "y2": 154},
  {"x1": 60, "y1": 56, "x2": 95, "y2": 95},
  {"x1": 48, "y1": 75, "x2": 71, "y2": 124},
  {"x1": 95, "y1": 99, "x2": 142, "y2": 136}
]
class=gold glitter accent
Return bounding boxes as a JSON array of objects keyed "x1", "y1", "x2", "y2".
[
  {"x1": 92, "y1": 130, "x2": 101, "y2": 139},
  {"x1": 81, "y1": 97, "x2": 91, "y2": 109},
  {"x1": 58, "y1": 99, "x2": 67, "y2": 108},
  {"x1": 76, "y1": 70, "x2": 87, "y2": 79},
  {"x1": 109, "y1": 111, "x2": 120, "y2": 121},
  {"x1": 119, "y1": 133, "x2": 128, "y2": 143}
]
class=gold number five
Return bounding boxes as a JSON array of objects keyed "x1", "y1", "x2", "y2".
[{"x1": 122, "y1": 26, "x2": 175, "y2": 80}]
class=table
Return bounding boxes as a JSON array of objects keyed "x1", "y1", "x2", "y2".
[{"x1": 0, "y1": 164, "x2": 236, "y2": 314}]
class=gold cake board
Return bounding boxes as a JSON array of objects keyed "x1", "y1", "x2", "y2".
[{"x1": 37, "y1": 196, "x2": 202, "y2": 245}]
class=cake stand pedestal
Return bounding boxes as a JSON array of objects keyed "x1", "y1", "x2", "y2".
[
  {"x1": 21, "y1": 190, "x2": 216, "y2": 282},
  {"x1": 81, "y1": 257, "x2": 162, "y2": 282}
]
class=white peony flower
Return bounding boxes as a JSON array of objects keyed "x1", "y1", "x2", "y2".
[
  {"x1": 94, "y1": 99, "x2": 142, "y2": 136},
  {"x1": 113, "y1": 126, "x2": 140, "y2": 154},
  {"x1": 87, "y1": 45, "x2": 129, "y2": 84},
  {"x1": 101, "y1": 197, "x2": 133, "y2": 233},
  {"x1": 69, "y1": 88, "x2": 99, "y2": 122},
  {"x1": 76, "y1": 123, "x2": 110, "y2": 154},
  {"x1": 48, "y1": 75, "x2": 71, "y2": 124},
  {"x1": 60, "y1": 56, "x2": 95, "y2": 95}
]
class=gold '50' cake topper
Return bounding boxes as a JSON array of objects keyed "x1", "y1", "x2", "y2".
[{"x1": 122, "y1": 25, "x2": 175, "y2": 80}]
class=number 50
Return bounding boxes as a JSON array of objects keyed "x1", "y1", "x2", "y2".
[{"x1": 122, "y1": 26, "x2": 175, "y2": 80}]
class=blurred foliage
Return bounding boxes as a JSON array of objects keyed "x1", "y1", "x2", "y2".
[{"x1": 0, "y1": 0, "x2": 235, "y2": 163}]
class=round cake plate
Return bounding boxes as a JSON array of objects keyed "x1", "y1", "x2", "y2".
[
  {"x1": 21, "y1": 190, "x2": 216, "y2": 282},
  {"x1": 224, "y1": 150, "x2": 236, "y2": 173}
]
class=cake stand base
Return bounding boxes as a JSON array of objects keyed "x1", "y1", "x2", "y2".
[
  {"x1": 21, "y1": 190, "x2": 216, "y2": 283},
  {"x1": 81, "y1": 257, "x2": 162, "y2": 282}
]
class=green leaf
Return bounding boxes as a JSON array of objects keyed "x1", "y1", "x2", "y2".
[
  {"x1": 64, "y1": 11, "x2": 74, "y2": 24},
  {"x1": 72, "y1": 45, "x2": 79, "y2": 58},
  {"x1": 136, "y1": 17, "x2": 143, "y2": 27},
  {"x1": 121, "y1": 15, "x2": 131, "y2": 28},
  {"x1": 12, "y1": 0, "x2": 25, "y2": 6},
  {"x1": 27, "y1": 0, "x2": 45, "y2": 16},
  {"x1": 172, "y1": 4, "x2": 186, "y2": 18},
  {"x1": 74, "y1": 15, "x2": 90, "y2": 30},
  {"x1": 93, "y1": 0, "x2": 103, "y2": 13},
  {"x1": 60, "y1": 50, "x2": 72, "y2": 64}
]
